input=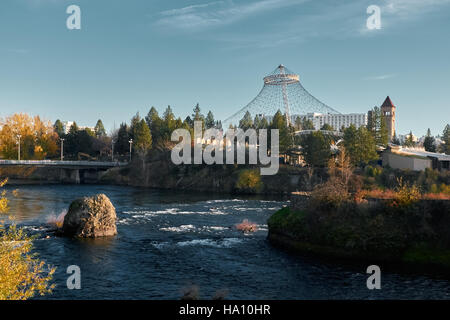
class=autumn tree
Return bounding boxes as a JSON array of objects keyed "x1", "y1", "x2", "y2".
[
  {"x1": 0, "y1": 178, "x2": 55, "y2": 299},
  {"x1": 0, "y1": 113, "x2": 58, "y2": 160}
]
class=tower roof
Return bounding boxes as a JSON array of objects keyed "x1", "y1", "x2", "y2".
[{"x1": 381, "y1": 96, "x2": 395, "y2": 108}]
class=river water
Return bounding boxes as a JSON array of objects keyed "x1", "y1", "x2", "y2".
[{"x1": 5, "y1": 184, "x2": 450, "y2": 299}]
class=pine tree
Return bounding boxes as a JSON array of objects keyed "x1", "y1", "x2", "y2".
[
  {"x1": 133, "y1": 119, "x2": 152, "y2": 155},
  {"x1": 239, "y1": 111, "x2": 253, "y2": 130},
  {"x1": 205, "y1": 111, "x2": 215, "y2": 129},
  {"x1": 54, "y1": 119, "x2": 64, "y2": 137},
  {"x1": 368, "y1": 106, "x2": 388, "y2": 146},
  {"x1": 146, "y1": 107, "x2": 163, "y2": 143},
  {"x1": 300, "y1": 131, "x2": 332, "y2": 167},
  {"x1": 423, "y1": 128, "x2": 436, "y2": 152},
  {"x1": 115, "y1": 123, "x2": 130, "y2": 155},
  {"x1": 403, "y1": 131, "x2": 416, "y2": 147},
  {"x1": 441, "y1": 124, "x2": 450, "y2": 154},
  {"x1": 343, "y1": 124, "x2": 377, "y2": 165},
  {"x1": 94, "y1": 119, "x2": 106, "y2": 137}
]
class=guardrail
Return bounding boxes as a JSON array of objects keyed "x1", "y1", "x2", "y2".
[{"x1": 0, "y1": 160, "x2": 128, "y2": 167}]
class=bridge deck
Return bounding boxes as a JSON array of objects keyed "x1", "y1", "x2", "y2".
[{"x1": 0, "y1": 160, "x2": 128, "y2": 168}]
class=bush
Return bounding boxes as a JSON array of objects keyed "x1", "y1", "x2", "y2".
[
  {"x1": 309, "y1": 177, "x2": 350, "y2": 209},
  {"x1": 0, "y1": 178, "x2": 55, "y2": 300},
  {"x1": 235, "y1": 169, "x2": 263, "y2": 193}
]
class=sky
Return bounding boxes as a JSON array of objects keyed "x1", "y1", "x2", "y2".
[{"x1": 0, "y1": 0, "x2": 449, "y2": 136}]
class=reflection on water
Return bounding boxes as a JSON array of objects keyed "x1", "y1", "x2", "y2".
[{"x1": 5, "y1": 184, "x2": 450, "y2": 300}]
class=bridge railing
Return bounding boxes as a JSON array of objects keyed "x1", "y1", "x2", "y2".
[{"x1": 0, "y1": 160, "x2": 128, "y2": 167}]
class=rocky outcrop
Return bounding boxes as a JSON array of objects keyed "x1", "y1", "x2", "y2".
[{"x1": 61, "y1": 194, "x2": 117, "y2": 238}]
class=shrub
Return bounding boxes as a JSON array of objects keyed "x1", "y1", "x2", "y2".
[
  {"x1": 235, "y1": 169, "x2": 263, "y2": 193},
  {"x1": 310, "y1": 177, "x2": 350, "y2": 209},
  {"x1": 392, "y1": 178, "x2": 421, "y2": 207},
  {"x1": 0, "y1": 178, "x2": 55, "y2": 300}
]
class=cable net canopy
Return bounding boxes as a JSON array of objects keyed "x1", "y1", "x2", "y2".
[{"x1": 223, "y1": 64, "x2": 341, "y2": 127}]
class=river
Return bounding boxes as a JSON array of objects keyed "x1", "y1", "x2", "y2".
[{"x1": 5, "y1": 184, "x2": 450, "y2": 299}]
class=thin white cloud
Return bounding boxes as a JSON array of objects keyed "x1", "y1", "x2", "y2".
[
  {"x1": 155, "y1": 0, "x2": 308, "y2": 30},
  {"x1": 5, "y1": 48, "x2": 29, "y2": 55},
  {"x1": 365, "y1": 74, "x2": 397, "y2": 81}
]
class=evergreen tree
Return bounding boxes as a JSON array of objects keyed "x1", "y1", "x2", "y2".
[
  {"x1": 423, "y1": 128, "x2": 436, "y2": 152},
  {"x1": 192, "y1": 103, "x2": 204, "y2": 122},
  {"x1": 205, "y1": 111, "x2": 215, "y2": 129},
  {"x1": 115, "y1": 123, "x2": 130, "y2": 155},
  {"x1": 300, "y1": 131, "x2": 332, "y2": 167},
  {"x1": 368, "y1": 106, "x2": 388, "y2": 146},
  {"x1": 239, "y1": 111, "x2": 253, "y2": 130},
  {"x1": 253, "y1": 115, "x2": 262, "y2": 129},
  {"x1": 68, "y1": 122, "x2": 79, "y2": 135},
  {"x1": 392, "y1": 133, "x2": 401, "y2": 145},
  {"x1": 94, "y1": 119, "x2": 106, "y2": 137},
  {"x1": 184, "y1": 116, "x2": 194, "y2": 129},
  {"x1": 403, "y1": 131, "x2": 416, "y2": 147},
  {"x1": 162, "y1": 105, "x2": 176, "y2": 141},
  {"x1": 343, "y1": 124, "x2": 378, "y2": 165},
  {"x1": 260, "y1": 117, "x2": 269, "y2": 129},
  {"x1": 301, "y1": 118, "x2": 315, "y2": 130},
  {"x1": 54, "y1": 119, "x2": 64, "y2": 137},
  {"x1": 294, "y1": 117, "x2": 302, "y2": 130},
  {"x1": 270, "y1": 110, "x2": 293, "y2": 154},
  {"x1": 321, "y1": 123, "x2": 334, "y2": 131},
  {"x1": 133, "y1": 119, "x2": 152, "y2": 155},
  {"x1": 146, "y1": 107, "x2": 163, "y2": 143},
  {"x1": 440, "y1": 124, "x2": 450, "y2": 155}
]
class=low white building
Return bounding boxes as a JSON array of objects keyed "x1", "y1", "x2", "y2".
[
  {"x1": 62, "y1": 121, "x2": 95, "y2": 134},
  {"x1": 382, "y1": 145, "x2": 450, "y2": 171}
]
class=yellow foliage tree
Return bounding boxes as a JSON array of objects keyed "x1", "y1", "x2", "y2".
[
  {"x1": 0, "y1": 178, "x2": 55, "y2": 300},
  {"x1": 0, "y1": 113, "x2": 58, "y2": 160}
]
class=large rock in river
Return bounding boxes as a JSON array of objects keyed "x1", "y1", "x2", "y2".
[{"x1": 62, "y1": 194, "x2": 117, "y2": 238}]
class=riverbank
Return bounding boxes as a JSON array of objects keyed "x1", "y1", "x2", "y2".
[
  {"x1": 0, "y1": 151, "x2": 328, "y2": 194},
  {"x1": 267, "y1": 194, "x2": 450, "y2": 273}
]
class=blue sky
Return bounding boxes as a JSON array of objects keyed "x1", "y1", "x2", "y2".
[{"x1": 0, "y1": 0, "x2": 449, "y2": 136}]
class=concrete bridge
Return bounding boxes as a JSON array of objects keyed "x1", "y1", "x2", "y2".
[{"x1": 0, "y1": 160, "x2": 128, "y2": 184}]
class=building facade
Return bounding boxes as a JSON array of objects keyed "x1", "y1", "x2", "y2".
[{"x1": 291, "y1": 112, "x2": 368, "y2": 130}]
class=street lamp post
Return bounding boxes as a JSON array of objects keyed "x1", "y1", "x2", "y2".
[
  {"x1": 17, "y1": 134, "x2": 22, "y2": 161},
  {"x1": 60, "y1": 138, "x2": 65, "y2": 161},
  {"x1": 111, "y1": 140, "x2": 115, "y2": 162},
  {"x1": 129, "y1": 139, "x2": 133, "y2": 162}
]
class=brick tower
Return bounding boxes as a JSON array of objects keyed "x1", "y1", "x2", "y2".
[{"x1": 381, "y1": 96, "x2": 396, "y2": 142}]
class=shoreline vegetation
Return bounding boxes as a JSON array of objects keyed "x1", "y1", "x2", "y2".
[{"x1": 267, "y1": 156, "x2": 450, "y2": 272}]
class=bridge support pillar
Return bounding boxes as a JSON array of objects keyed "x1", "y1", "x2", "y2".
[{"x1": 60, "y1": 168, "x2": 80, "y2": 184}]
